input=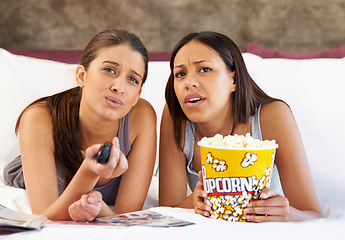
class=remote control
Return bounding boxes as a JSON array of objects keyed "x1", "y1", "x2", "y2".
[{"x1": 97, "y1": 141, "x2": 113, "y2": 164}]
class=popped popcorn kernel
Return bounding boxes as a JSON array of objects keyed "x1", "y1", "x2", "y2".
[{"x1": 199, "y1": 133, "x2": 278, "y2": 149}]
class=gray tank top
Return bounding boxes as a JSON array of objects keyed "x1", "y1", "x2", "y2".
[
  {"x1": 183, "y1": 106, "x2": 284, "y2": 196},
  {"x1": 3, "y1": 113, "x2": 131, "y2": 206}
]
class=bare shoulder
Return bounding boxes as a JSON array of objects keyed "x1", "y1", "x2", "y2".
[
  {"x1": 20, "y1": 102, "x2": 52, "y2": 129},
  {"x1": 129, "y1": 98, "x2": 157, "y2": 140},
  {"x1": 130, "y1": 98, "x2": 156, "y2": 120},
  {"x1": 19, "y1": 102, "x2": 55, "y2": 157},
  {"x1": 260, "y1": 101, "x2": 294, "y2": 125},
  {"x1": 260, "y1": 100, "x2": 292, "y2": 117},
  {"x1": 259, "y1": 100, "x2": 299, "y2": 140}
]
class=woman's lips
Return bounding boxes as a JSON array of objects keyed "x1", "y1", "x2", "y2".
[
  {"x1": 106, "y1": 96, "x2": 123, "y2": 108},
  {"x1": 184, "y1": 94, "x2": 205, "y2": 108}
]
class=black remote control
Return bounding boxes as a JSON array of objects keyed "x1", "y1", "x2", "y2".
[{"x1": 97, "y1": 141, "x2": 113, "y2": 164}]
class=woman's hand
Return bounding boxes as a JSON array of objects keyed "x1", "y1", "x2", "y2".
[
  {"x1": 85, "y1": 137, "x2": 128, "y2": 179},
  {"x1": 193, "y1": 171, "x2": 211, "y2": 217},
  {"x1": 68, "y1": 191, "x2": 103, "y2": 222},
  {"x1": 244, "y1": 188, "x2": 290, "y2": 222}
]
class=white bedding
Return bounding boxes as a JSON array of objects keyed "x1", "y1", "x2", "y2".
[
  {"x1": 0, "y1": 48, "x2": 345, "y2": 239},
  {"x1": 1, "y1": 207, "x2": 345, "y2": 240}
]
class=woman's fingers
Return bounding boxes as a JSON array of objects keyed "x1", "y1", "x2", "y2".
[
  {"x1": 85, "y1": 143, "x2": 103, "y2": 160},
  {"x1": 111, "y1": 137, "x2": 120, "y2": 162},
  {"x1": 84, "y1": 137, "x2": 128, "y2": 178},
  {"x1": 193, "y1": 175, "x2": 211, "y2": 217},
  {"x1": 198, "y1": 170, "x2": 203, "y2": 181},
  {"x1": 112, "y1": 151, "x2": 128, "y2": 177},
  {"x1": 259, "y1": 188, "x2": 278, "y2": 199},
  {"x1": 245, "y1": 214, "x2": 284, "y2": 223},
  {"x1": 244, "y1": 189, "x2": 290, "y2": 222},
  {"x1": 88, "y1": 190, "x2": 102, "y2": 203},
  {"x1": 68, "y1": 203, "x2": 83, "y2": 221},
  {"x1": 69, "y1": 200, "x2": 93, "y2": 222},
  {"x1": 76, "y1": 198, "x2": 96, "y2": 221},
  {"x1": 69, "y1": 191, "x2": 103, "y2": 222},
  {"x1": 105, "y1": 137, "x2": 128, "y2": 178}
]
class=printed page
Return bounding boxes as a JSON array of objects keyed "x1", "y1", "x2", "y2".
[
  {"x1": 0, "y1": 204, "x2": 46, "y2": 231},
  {"x1": 95, "y1": 209, "x2": 194, "y2": 227}
]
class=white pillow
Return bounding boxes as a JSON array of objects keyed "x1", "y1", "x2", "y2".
[
  {"x1": 141, "y1": 61, "x2": 170, "y2": 134},
  {"x1": 243, "y1": 53, "x2": 345, "y2": 210},
  {"x1": 0, "y1": 48, "x2": 77, "y2": 172}
]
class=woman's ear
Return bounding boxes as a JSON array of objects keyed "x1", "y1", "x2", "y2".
[
  {"x1": 231, "y1": 71, "x2": 236, "y2": 84},
  {"x1": 230, "y1": 71, "x2": 236, "y2": 92},
  {"x1": 75, "y1": 65, "x2": 86, "y2": 87}
]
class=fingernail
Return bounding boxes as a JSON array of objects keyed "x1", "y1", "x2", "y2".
[
  {"x1": 88, "y1": 197, "x2": 94, "y2": 203},
  {"x1": 247, "y1": 203, "x2": 252, "y2": 207}
]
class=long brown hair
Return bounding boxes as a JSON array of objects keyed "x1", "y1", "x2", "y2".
[
  {"x1": 165, "y1": 31, "x2": 278, "y2": 147},
  {"x1": 15, "y1": 29, "x2": 148, "y2": 185}
]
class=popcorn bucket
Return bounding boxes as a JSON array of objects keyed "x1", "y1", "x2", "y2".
[{"x1": 198, "y1": 143, "x2": 278, "y2": 222}]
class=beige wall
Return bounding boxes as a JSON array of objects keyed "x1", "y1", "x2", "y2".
[{"x1": 1, "y1": 0, "x2": 344, "y2": 52}]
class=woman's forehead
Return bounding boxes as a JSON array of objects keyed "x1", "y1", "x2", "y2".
[
  {"x1": 93, "y1": 45, "x2": 145, "y2": 71},
  {"x1": 174, "y1": 41, "x2": 223, "y2": 66}
]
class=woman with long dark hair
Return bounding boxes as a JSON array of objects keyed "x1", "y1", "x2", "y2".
[
  {"x1": 4, "y1": 29, "x2": 156, "y2": 221},
  {"x1": 159, "y1": 31, "x2": 323, "y2": 222}
]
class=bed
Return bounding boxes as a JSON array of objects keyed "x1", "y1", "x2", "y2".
[{"x1": 0, "y1": 47, "x2": 344, "y2": 239}]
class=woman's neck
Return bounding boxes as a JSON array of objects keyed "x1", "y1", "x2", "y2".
[
  {"x1": 195, "y1": 119, "x2": 233, "y2": 140},
  {"x1": 78, "y1": 110, "x2": 119, "y2": 149},
  {"x1": 194, "y1": 107, "x2": 234, "y2": 140}
]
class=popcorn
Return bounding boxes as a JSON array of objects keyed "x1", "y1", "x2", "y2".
[
  {"x1": 198, "y1": 133, "x2": 278, "y2": 149},
  {"x1": 199, "y1": 133, "x2": 278, "y2": 222}
]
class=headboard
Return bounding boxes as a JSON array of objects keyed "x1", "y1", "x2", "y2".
[{"x1": 1, "y1": 0, "x2": 344, "y2": 53}]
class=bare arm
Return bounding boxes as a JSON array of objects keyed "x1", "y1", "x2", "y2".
[
  {"x1": 20, "y1": 104, "x2": 127, "y2": 220},
  {"x1": 255, "y1": 101, "x2": 323, "y2": 221},
  {"x1": 110, "y1": 99, "x2": 157, "y2": 214},
  {"x1": 193, "y1": 101, "x2": 323, "y2": 222},
  {"x1": 159, "y1": 105, "x2": 194, "y2": 208}
]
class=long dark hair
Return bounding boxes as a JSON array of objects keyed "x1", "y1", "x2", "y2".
[
  {"x1": 15, "y1": 29, "x2": 148, "y2": 185},
  {"x1": 165, "y1": 31, "x2": 278, "y2": 146}
]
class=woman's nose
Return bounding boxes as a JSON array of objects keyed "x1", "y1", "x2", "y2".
[
  {"x1": 111, "y1": 77, "x2": 125, "y2": 93},
  {"x1": 185, "y1": 74, "x2": 199, "y2": 90}
]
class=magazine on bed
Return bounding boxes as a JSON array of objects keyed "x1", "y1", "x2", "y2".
[
  {"x1": 0, "y1": 204, "x2": 46, "y2": 234},
  {"x1": 95, "y1": 209, "x2": 194, "y2": 227},
  {"x1": 43, "y1": 209, "x2": 194, "y2": 228}
]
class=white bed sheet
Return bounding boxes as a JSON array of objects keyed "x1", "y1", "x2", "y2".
[
  {"x1": 1, "y1": 207, "x2": 345, "y2": 240},
  {"x1": 1, "y1": 50, "x2": 345, "y2": 239}
]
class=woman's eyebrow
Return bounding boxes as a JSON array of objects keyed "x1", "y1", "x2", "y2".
[
  {"x1": 174, "y1": 60, "x2": 212, "y2": 69},
  {"x1": 102, "y1": 60, "x2": 120, "y2": 66},
  {"x1": 131, "y1": 70, "x2": 143, "y2": 80},
  {"x1": 174, "y1": 64, "x2": 184, "y2": 69},
  {"x1": 193, "y1": 60, "x2": 212, "y2": 64},
  {"x1": 102, "y1": 60, "x2": 143, "y2": 80}
]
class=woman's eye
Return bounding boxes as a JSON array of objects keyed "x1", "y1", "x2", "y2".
[
  {"x1": 128, "y1": 77, "x2": 139, "y2": 84},
  {"x1": 200, "y1": 67, "x2": 211, "y2": 73},
  {"x1": 175, "y1": 72, "x2": 186, "y2": 78},
  {"x1": 104, "y1": 68, "x2": 116, "y2": 74}
]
